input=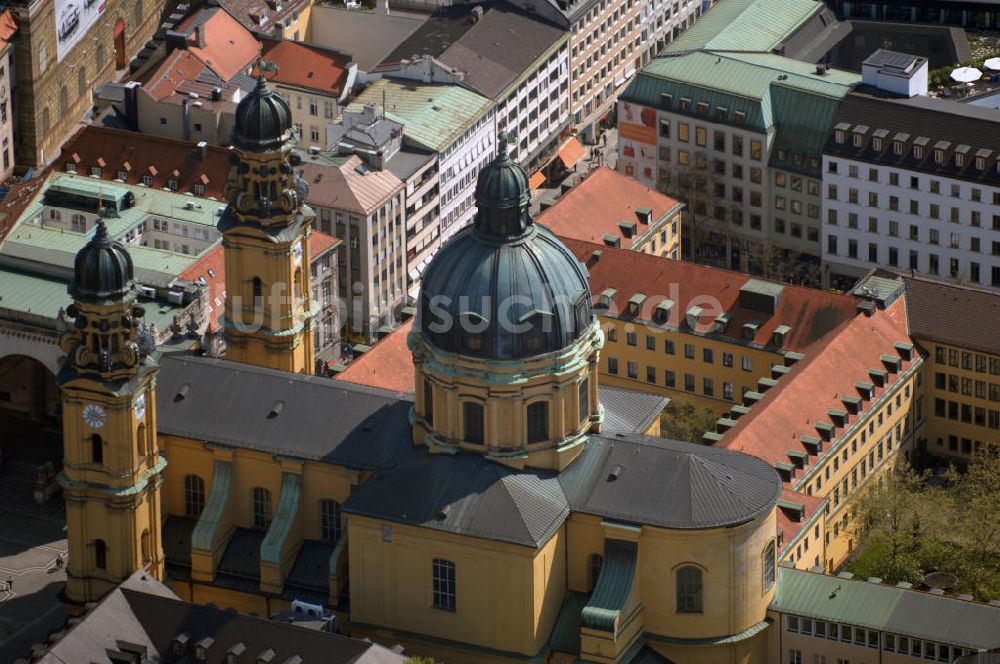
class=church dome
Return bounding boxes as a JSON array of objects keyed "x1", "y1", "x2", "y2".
[
  {"x1": 418, "y1": 143, "x2": 593, "y2": 360},
  {"x1": 232, "y1": 76, "x2": 294, "y2": 152},
  {"x1": 71, "y1": 221, "x2": 136, "y2": 303}
]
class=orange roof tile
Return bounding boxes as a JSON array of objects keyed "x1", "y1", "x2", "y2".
[
  {"x1": 539, "y1": 167, "x2": 682, "y2": 250},
  {"x1": 177, "y1": 231, "x2": 340, "y2": 333},
  {"x1": 562, "y1": 238, "x2": 859, "y2": 352},
  {"x1": 178, "y1": 9, "x2": 260, "y2": 81},
  {"x1": 0, "y1": 171, "x2": 49, "y2": 245},
  {"x1": 257, "y1": 39, "x2": 350, "y2": 96},
  {"x1": 776, "y1": 487, "x2": 824, "y2": 557},
  {"x1": 719, "y1": 297, "x2": 917, "y2": 483},
  {"x1": 57, "y1": 126, "x2": 232, "y2": 200},
  {"x1": 335, "y1": 319, "x2": 415, "y2": 393},
  {"x1": 145, "y1": 50, "x2": 209, "y2": 101},
  {"x1": 0, "y1": 10, "x2": 18, "y2": 47}
]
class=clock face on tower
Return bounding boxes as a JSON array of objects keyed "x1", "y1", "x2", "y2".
[
  {"x1": 292, "y1": 241, "x2": 303, "y2": 267},
  {"x1": 83, "y1": 403, "x2": 107, "y2": 429},
  {"x1": 134, "y1": 394, "x2": 147, "y2": 421}
]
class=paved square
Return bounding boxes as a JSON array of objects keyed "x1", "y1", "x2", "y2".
[{"x1": 0, "y1": 508, "x2": 68, "y2": 663}]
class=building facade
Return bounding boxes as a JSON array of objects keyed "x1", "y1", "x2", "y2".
[
  {"x1": 11, "y1": 0, "x2": 166, "y2": 166},
  {"x1": 822, "y1": 59, "x2": 1000, "y2": 290},
  {"x1": 0, "y1": 11, "x2": 17, "y2": 182}
]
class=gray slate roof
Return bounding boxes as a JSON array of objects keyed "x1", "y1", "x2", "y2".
[
  {"x1": 599, "y1": 386, "x2": 668, "y2": 434},
  {"x1": 343, "y1": 451, "x2": 570, "y2": 547},
  {"x1": 37, "y1": 572, "x2": 405, "y2": 664},
  {"x1": 345, "y1": 433, "x2": 781, "y2": 547},
  {"x1": 378, "y1": 2, "x2": 565, "y2": 100},
  {"x1": 156, "y1": 355, "x2": 414, "y2": 469}
]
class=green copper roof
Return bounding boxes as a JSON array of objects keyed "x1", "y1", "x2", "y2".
[
  {"x1": 667, "y1": 0, "x2": 823, "y2": 53},
  {"x1": 3, "y1": 172, "x2": 225, "y2": 287},
  {"x1": 581, "y1": 539, "x2": 637, "y2": 631},
  {"x1": 191, "y1": 460, "x2": 233, "y2": 552},
  {"x1": 624, "y1": 52, "x2": 858, "y2": 134},
  {"x1": 261, "y1": 472, "x2": 302, "y2": 565},
  {"x1": 347, "y1": 79, "x2": 492, "y2": 153},
  {"x1": 773, "y1": 566, "x2": 1000, "y2": 650}
]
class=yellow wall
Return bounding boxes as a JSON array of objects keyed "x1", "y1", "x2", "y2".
[
  {"x1": 597, "y1": 316, "x2": 781, "y2": 414},
  {"x1": 346, "y1": 515, "x2": 567, "y2": 659},
  {"x1": 922, "y1": 340, "x2": 1000, "y2": 461},
  {"x1": 632, "y1": 209, "x2": 682, "y2": 260}
]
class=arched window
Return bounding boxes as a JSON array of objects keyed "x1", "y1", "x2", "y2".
[
  {"x1": 140, "y1": 529, "x2": 150, "y2": 564},
  {"x1": 59, "y1": 85, "x2": 68, "y2": 116},
  {"x1": 136, "y1": 423, "x2": 147, "y2": 457},
  {"x1": 91, "y1": 434, "x2": 103, "y2": 464},
  {"x1": 578, "y1": 377, "x2": 589, "y2": 423},
  {"x1": 463, "y1": 402, "x2": 484, "y2": 444},
  {"x1": 94, "y1": 539, "x2": 107, "y2": 569},
  {"x1": 676, "y1": 566, "x2": 703, "y2": 613},
  {"x1": 252, "y1": 277, "x2": 263, "y2": 309},
  {"x1": 320, "y1": 499, "x2": 342, "y2": 542},
  {"x1": 184, "y1": 475, "x2": 206, "y2": 518},
  {"x1": 762, "y1": 539, "x2": 776, "y2": 592},
  {"x1": 42, "y1": 107, "x2": 50, "y2": 136},
  {"x1": 96, "y1": 43, "x2": 105, "y2": 69},
  {"x1": 134, "y1": 0, "x2": 144, "y2": 28},
  {"x1": 78, "y1": 66, "x2": 87, "y2": 99},
  {"x1": 38, "y1": 40, "x2": 47, "y2": 74},
  {"x1": 431, "y1": 558, "x2": 456, "y2": 611},
  {"x1": 423, "y1": 380, "x2": 434, "y2": 427},
  {"x1": 589, "y1": 553, "x2": 603, "y2": 591},
  {"x1": 527, "y1": 401, "x2": 548, "y2": 443},
  {"x1": 251, "y1": 487, "x2": 272, "y2": 530}
]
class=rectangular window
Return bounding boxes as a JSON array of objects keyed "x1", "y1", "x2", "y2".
[
  {"x1": 432, "y1": 559, "x2": 457, "y2": 611},
  {"x1": 684, "y1": 344, "x2": 695, "y2": 359},
  {"x1": 703, "y1": 348, "x2": 714, "y2": 364}
]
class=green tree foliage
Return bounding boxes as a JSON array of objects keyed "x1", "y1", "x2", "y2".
[
  {"x1": 660, "y1": 396, "x2": 721, "y2": 444},
  {"x1": 848, "y1": 455, "x2": 1000, "y2": 600}
]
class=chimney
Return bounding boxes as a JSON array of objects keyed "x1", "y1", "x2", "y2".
[
  {"x1": 197, "y1": 141, "x2": 208, "y2": 160},
  {"x1": 194, "y1": 24, "x2": 206, "y2": 49},
  {"x1": 211, "y1": 87, "x2": 222, "y2": 102},
  {"x1": 182, "y1": 97, "x2": 191, "y2": 141}
]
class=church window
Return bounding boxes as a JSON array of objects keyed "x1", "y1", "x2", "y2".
[
  {"x1": 320, "y1": 499, "x2": 342, "y2": 542},
  {"x1": 137, "y1": 424, "x2": 147, "y2": 457},
  {"x1": 141, "y1": 529, "x2": 151, "y2": 564},
  {"x1": 252, "y1": 488, "x2": 272, "y2": 530},
  {"x1": 463, "y1": 402, "x2": 484, "y2": 445},
  {"x1": 184, "y1": 475, "x2": 206, "y2": 518},
  {"x1": 676, "y1": 565, "x2": 703, "y2": 613},
  {"x1": 94, "y1": 539, "x2": 107, "y2": 570},
  {"x1": 579, "y1": 377, "x2": 589, "y2": 423},
  {"x1": 432, "y1": 558, "x2": 456, "y2": 611},
  {"x1": 527, "y1": 402, "x2": 549, "y2": 443},
  {"x1": 763, "y1": 539, "x2": 776, "y2": 592},
  {"x1": 252, "y1": 277, "x2": 263, "y2": 309},
  {"x1": 91, "y1": 434, "x2": 103, "y2": 464},
  {"x1": 423, "y1": 380, "x2": 434, "y2": 426},
  {"x1": 589, "y1": 553, "x2": 603, "y2": 590}
]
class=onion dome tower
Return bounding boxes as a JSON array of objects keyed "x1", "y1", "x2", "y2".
[
  {"x1": 58, "y1": 221, "x2": 165, "y2": 605},
  {"x1": 411, "y1": 136, "x2": 603, "y2": 471},
  {"x1": 219, "y1": 74, "x2": 317, "y2": 373}
]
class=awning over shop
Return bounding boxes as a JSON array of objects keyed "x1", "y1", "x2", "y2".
[
  {"x1": 557, "y1": 137, "x2": 586, "y2": 169},
  {"x1": 529, "y1": 171, "x2": 547, "y2": 189}
]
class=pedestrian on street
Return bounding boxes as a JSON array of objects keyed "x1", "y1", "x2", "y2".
[{"x1": 56, "y1": 552, "x2": 65, "y2": 569}]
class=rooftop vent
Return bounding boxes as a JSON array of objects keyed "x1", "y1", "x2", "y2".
[
  {"x1": 173, "y1": 383, "x2": 190, "y2": 402},
  {"x1": 194, "y1": 637, "x2": 214, "y2": 662},
  {"x1": 738, "y1": 279, "x2": 783, "y2": 314},
  {"x1": 267, "y1": 401, "x2": 285, "y2": 419}
]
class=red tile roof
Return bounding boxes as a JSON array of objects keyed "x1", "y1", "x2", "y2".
[
  {"x1": 539, "y1": 167, "x2": 682, "y2": 249},
  {"x1": 216, "y1": 0, "x2": 312, "y2": 35},
  {"x1": 335, "y1": 319, "x2": 416, "y2": 393},
  {"x1": 776, "y1": 487, "x2": 824, "y2": 557},
  {"x1": 257, "y1": 39, "x2": 350, "y2": 96},
  {"x1": 0, "y1": 172, "x2": 48, "y2": 246},
  {"x1": 177, "y1": 8, "x2": 260, "y2": 81},
  {"x1": 58, "y1": 126, "x2": 232, "y2": 200},
  {"x1": 178, "y1": 231, "x2": 341, "y2": 333},
  {"x1": 0, "y1": 10, "x2": 18, "y2": 48},
  {"x1": 718, "y1": 297, "x2": 916, "y2": 482},
  {"x1": 562, "y1": 238, "x2": 860, "y2": 352},
  {"x1": 145, "y1": 49, "x2": 210, "y2": 101}
]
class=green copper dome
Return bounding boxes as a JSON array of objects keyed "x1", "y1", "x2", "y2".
[
  {"x1": 71, "y1": 221, "x2": 136, "y2": 303},
  {"x1": 418, "y1": 141, "x2": 593, "y2": 360},
  {"x1": 232, "y1": 76, "x2": 294, "y2": 152}
]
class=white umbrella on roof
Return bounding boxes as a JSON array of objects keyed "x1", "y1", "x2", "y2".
[
  {"x1": 985, "y1": 57, "x2": 1000, "y2": 71},
  {"x1": 951, "y1": 66, "x2": 982, "y2": 83}
]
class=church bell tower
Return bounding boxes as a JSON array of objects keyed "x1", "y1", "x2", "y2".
[
  {"x1": 58, "y1": 221, "x2": 165, "y2": 605},
  {"x1": 220, "y1": 74, "x2": 316, "y2": 373}
]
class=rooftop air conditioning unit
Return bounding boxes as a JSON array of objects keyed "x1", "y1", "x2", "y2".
[
  {"x1": 138, "y1": 285, "x2": 157, "y2": 299},
  {"x1": 166, "y1": 290, "x2": 185, "y2": 305}
]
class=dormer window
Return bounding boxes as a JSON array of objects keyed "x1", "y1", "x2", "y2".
[
  {"x1": 872, "y1": 137, "x2": 883, "y2": 151},
  {"x1": 90, "y1": 166, "x2": 102, "y2": 177},
  {"x1": 734, "y1": 111, "x2": 746, "y2": 125},
  {"x1": 893, "y1": 140, "x2": 903, "y2": 155},
  {"x1": 934, "y1": 149, "x2": 944, "y2": 164},
  {"x1": 117, "y1": 169, "x2": 128, "y2": 181},
  {"x1": 743, "y1": 321, "x2": 760, "y2": 341},
  {"x1": 168, "y1": 179, "x2": 179, "y2": 192},
  {"x1": 955, "y1": 153, "x2": 965, "y2": 167},
  {"x1": 660, "y1": 92, "x2": 673, "y2": 106},
  {"x1": 696, "y1": 102, "x2": 708, "y2": 115},
  {"x1": 914, "y1": 145, "x2": 924, "y2": 159},
  {"x1": 852, "y1": 132, "x2": 863, "y2": 148},
  {"x1": 715, "y1": 106, "x2": 727, "y2": 121},
  {"x1": 627, "y1": 293, "x2": 646, "y2": 316},
  {"x1": 976, "y1": 156, "x2": 986, "y2": 170},
  {"x1": 597, "y1": 288, "x2": 616, "y2": 310},
  {"x1": 66, "y1": 162, "x2": 77, "y2": 173},
  {"x1": 835, "y1": 130, "x2": 845, "y2": 144},
  {"x1": 142, "y1": 174, "x2": 154, "y2": 186},
  {"x1": 653, "y1": 299, "x2": 674, "y2": 324},
  {"x1": 679, "y1": 97, "x2": 691, "y2": 111}
]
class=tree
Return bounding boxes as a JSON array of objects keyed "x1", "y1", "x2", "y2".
[
  {"x1": 847, "y1": 463, "x2": 934, "y2": 585},
  {"x1": 406, "y1": 658, "x2": 445, "y2": 664},
  {"x1": 743, "y1": 241, "x2": 823, "y2": 288},
  {"x1": 943, "y1": 452, "x2": 1000, "y2": 600},
  {"x1": 659, "y1": 395, "x2": 722, "y2": 444}
]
